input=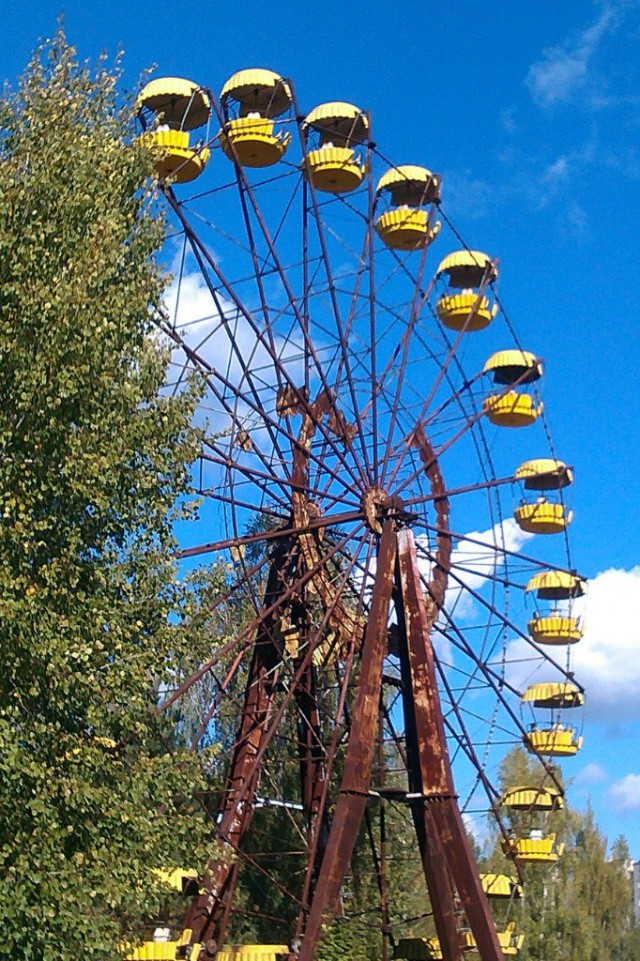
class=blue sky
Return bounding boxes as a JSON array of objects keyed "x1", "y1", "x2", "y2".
[{"x1": 4, "y1": 1, "x2": 640, "y2": 856}]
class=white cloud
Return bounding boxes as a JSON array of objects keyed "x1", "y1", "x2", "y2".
[
  {"x1": 609, "y1": 773, "x2": 640, "y2": 813},
  {"x1": 506, "y1": 565, "x2": 640, "y2": 724},
  {"x1": 564, "y1": 200, "x2": 590, "y2": 239},
  {"x1": 544, "y1": 155, "x2": 571, "y2": 183},
  {"x1": 526, "y1": 5, "x2": 618, "y2": 107},
  {"x1": 444, "y1": 518, "x2": 534, "y2": 620},
  {"x1": 163, "y1": 264, "x2": 305, "y2": 444},
  {"x1": 441, "y1": 169, "x2": 495, "y2": 220},
  {"x1": 571, "y1": 566, "x2": 640, "y2": 720},
  {"x1": 574, "y1": 762, "x2": 608, "y2": 787}
]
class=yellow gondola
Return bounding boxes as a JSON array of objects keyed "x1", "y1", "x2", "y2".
[
  {"x1": 216, "y1": 947, "x2": 289, "y2": 961},
  {"x1": 136, "y1": 77, "x2": 211, "y2": 129},
  {"x1": 436, "y1": 250, "x2": 498, "y2": 331},
  {"x1": 219, "y1": 117, "x2": 290, "y2": 166},
  {"x1": 484, "y1": 391, "x2": 542, "y2": 427},
  {"x1": 502, "y1": 832, "x2": 565, "y2": 864},
  {"x1": 303, "y1": 102, "x2": 368, "y2": 193},
  {"x1": 500, "y1": 785, "x2": 564, "y2": 811},
  {"x1": 436, "y1": 250, "x2": 497, "y2": 285},
  {"x1": 153, "y1": 867, "x2": 199, "y2": 895},
  {"x1": 484, "y1": 349, "x2": 542, "y2": 384},
  {"x1": 220, "y1": 69, "x2": 292, "y2": 116},
  {"x1": 138, "y1": 129, "x2": 210, "y2": 183},
  {"x1": 524, "y1": 725, "x2": 583, "y2": 757},
  {"x1": 126, "y1": 945, "x2": 179, "y2": 961},
  {"x1": 480, "y1": 873, "x2": 523, "y2": 898},
  {"x1": 463, "y1": 922, "x2": 524, "y2": 956},
  {"x1": 219, "y1": 68, "x2": 292, "y2": 168},
  {"x1": 375, "y1": 165, "x2": 441, "y2": 250},
  {"x1": 514, "y1": 458, "x2": 573, "y2": 533},
  {"x1": 394, "y1": 938, "x2": 443, "y2": 960},
  {"x1": 515, "y1": 459, "x2": 573, "y2": 489},
  {"x1": 136, "y1": 78, "x2": 211, "y2": 183},
  {"x1": 514, "y1": 500, "x2": 573, "y2": 534},
  {"x1": 483, "y1": 350, "x2": 543, "y2": 426},
  {"x1": 526, "y1": 570, "x2": 586, "y2": 599},
  {"x1": 528, "y1": 613, "x2": 583, "y2": 645},
  {"x1": 521, "y1": 682, "x2": 584, "y2": 708},
  {"x1": 125, "y1": 929, "x2": 200, "y2": 961}
]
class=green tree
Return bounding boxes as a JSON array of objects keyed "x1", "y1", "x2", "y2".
[
  {"x1": 0, "y1": 32, "x2": 215, "y2": 960},
  {"x1": 480, "y1": 747, "x2": 638, "y2": 961}
]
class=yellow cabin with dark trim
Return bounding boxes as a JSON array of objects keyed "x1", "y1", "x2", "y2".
[
  {"x1": 482, "y1": 351, "x2": 543, "y2": 426},
  {"x1": 375, "y1": 165, "x2": 441, "y2": 250},
  {"x1": 136, "y1": 78, "x2": 211, "y2": 183},
  {"x1": 302, "y1": 102, "x2": 368, "y2": 193},
  {"x1": 524, "y1": 726, "x2": 583, "y2": 757},
  {"x1": 502, "y1": 833, "x2": 565, "y2": 863},
  {"x1": 219, "y1": 68, "x2": 292, "y2": 168},
  {"x1": 436, "y1": 250, "x2": 498, "y2": 331}
]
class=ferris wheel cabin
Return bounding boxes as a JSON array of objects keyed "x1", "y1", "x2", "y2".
[
  {"x1": 526, "y1": 570, "x2": 586, "y2": 644},
  {"x1": 436, "y1": 249, "x2": 498, "y2": 331},
  {"x1": 521, "y1": 681, "x2": 584, "y2": 709},
  {"x1": 482, "y1": 350, "x2": 543, "y2": 427},
  {"x1": 136, "y1": 77, "x2": 211, "y2": 183},
  {"x1": 502, "y1": 833, "x2": 565, "y2": 864},
  {"x1": 394, "y1": 937, "x2": 444, "y2": 960},
  {"x1": 513, "y1": 458, "x2": 574, "y2": 534},
  {"x1": 480, "y1": 873, "x2": 523, "y2": 899},
  {"x1": 302, "y1": 101, "x2": 369, "y2": 193},
  {"x1": 463, "y1": 922, "x2": 524, "y2": 956},
  {"x1": 374, "y1": 165, "x2": 442, "y2": 250},
  {"x1": 219, "y1": 68, "x2": 292, "y2": 167},
  {"x1": 500, "y1": 785, "x2": 564, "y2": 811}
]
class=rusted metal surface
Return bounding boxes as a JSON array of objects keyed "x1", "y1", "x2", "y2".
[
  {"x1": 163, "y1": 120, "x2": 521, "y2": 957},
  {"x1": 377, "y1": 707, "x2": 391, "y2": 961},
  {"x1": 395, "y1": 504, "x2": 462, "y2": 961},
  {"x1": 180, "y1": 379, "x2": 376, "y2": 957},
  {"x1": 183, "y1": 546, "x2": 291, "y2": 952},
  {"x1": 297, "y1": 520, "x2": 397, "y2": 961},
  {"x1": 294, "y1": 662, "x2": 329, "y2": 883},
  {"x1": 396, "y1": 526, "x2": 504, "y2": 961},
  {"x1": 290, "y1": 390, "x2": 365, "y2": 663}
]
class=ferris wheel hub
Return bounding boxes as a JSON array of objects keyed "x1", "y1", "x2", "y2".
[{"x1": 361, "y1": 487, "x2": 407, "y2": 533}]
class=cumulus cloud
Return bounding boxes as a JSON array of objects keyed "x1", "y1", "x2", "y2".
[
  {"x1": 574, "y1": 762, "x2": 608, "y2": 787},
  {"x1": 506, "y1": 565, "x2": 640, "y2": 724},
  {"x1": 444, "y1": 518, "x2": 534, "y2": 620},
  {"x1": 569, "y1": 566, "x2": 640, "y2": 721},
  {"x1": 608, "y1": 773, "x2": 640, "y2": 813},
  {"x1": 163, "y1": 264, "x2": 305, "y2": 444},
  {"x1": 526, "y1": 5, "x2": 619, "y2": 108}
]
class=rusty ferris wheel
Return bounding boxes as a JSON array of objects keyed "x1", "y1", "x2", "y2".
[{"x1": 134, "y1": 69, "x2": 587, "y2": 961}]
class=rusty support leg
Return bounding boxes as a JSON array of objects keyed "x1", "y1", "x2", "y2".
[
  {"x1": 377, "y1": 707, "x2": 391, "y2": 961},
  {"x1": 183, "y1": 544, "x2": 295, "y2": 956},
  {"x1": 396, "y1": 528, "x2": 504, "y2": 961},
  {"x1": 394, "y1": 570, "x2": 463, "y2": 961},
  {"x1": 295, "y1": 662, "x2": 329, "y2": 883},
  {"x1": 297, "y1": 520, "x2": 397, "y2": 961},
  {"x1": 184, "y1": 645, "x2": 277, "y2": 952}
]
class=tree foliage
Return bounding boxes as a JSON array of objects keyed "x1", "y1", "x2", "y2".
[
  {"x1": 0, "y1": 32, "x2": 214, "y2": 960},
  {"x1": 480, "y1": 748, "x2": 638, "y2": 961}
]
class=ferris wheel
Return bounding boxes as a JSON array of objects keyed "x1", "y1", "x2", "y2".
[{"x1": 133, "y1": 69, "x2": 587, "y2": 961}]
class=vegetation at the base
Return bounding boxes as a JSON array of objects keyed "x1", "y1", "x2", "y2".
[
  {"x1": 0, "y1": 31, "x2": 216, "y2": 960},
  {"x1": 479, "y1": 748, "x2": 640, "y2": 961}
]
